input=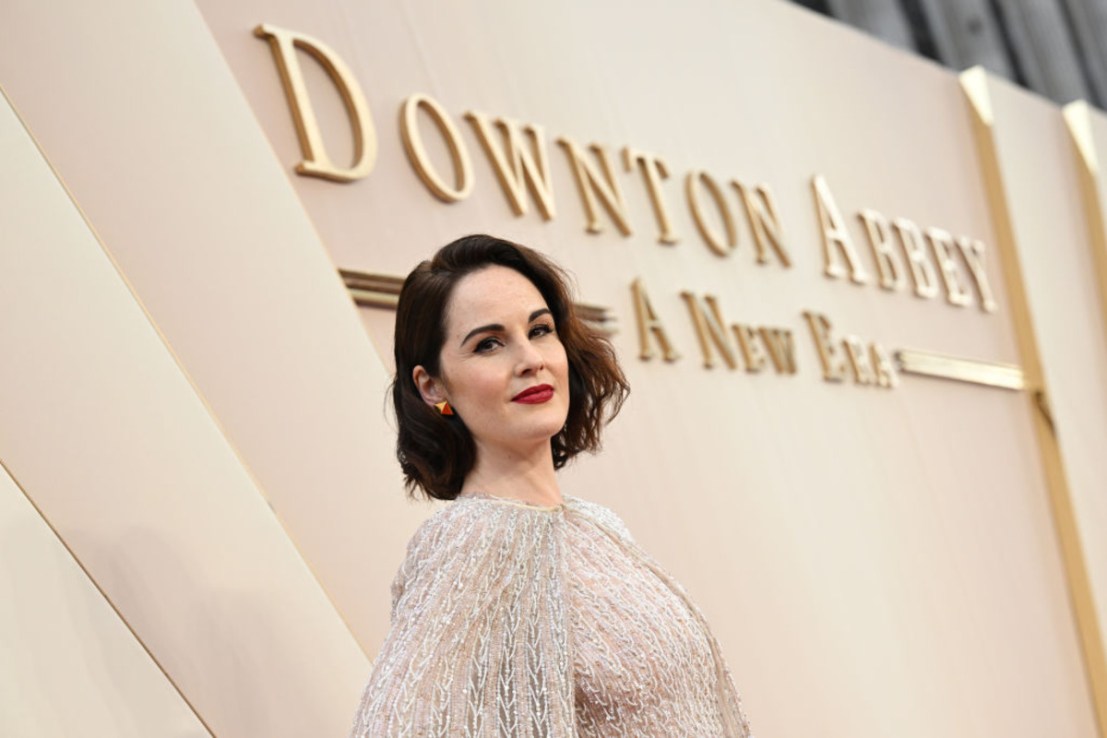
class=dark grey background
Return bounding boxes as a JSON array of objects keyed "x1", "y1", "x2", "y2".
[{"x1": 789, "y1": 0, "x2": 1107, "y2": 106}]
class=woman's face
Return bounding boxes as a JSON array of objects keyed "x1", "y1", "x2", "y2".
[{"x1": 415, "y1": 265, "x2": 570, "y2": 458}]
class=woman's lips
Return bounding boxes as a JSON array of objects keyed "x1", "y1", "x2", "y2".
[{"x1": 512, "y1": 384, "x2": 554, "y2": 404}]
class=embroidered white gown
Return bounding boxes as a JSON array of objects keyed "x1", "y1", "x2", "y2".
[{"x1": 347, "y1": 493, "x2": 755, "y2": 738}]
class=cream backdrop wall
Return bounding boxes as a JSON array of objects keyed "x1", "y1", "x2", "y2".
[
  {"x1": 0, "y1": 84, "x2": 368, "y2": 738},
  {"x1": 1, "y1": 0, "x2": 1105, "y2": 737}
]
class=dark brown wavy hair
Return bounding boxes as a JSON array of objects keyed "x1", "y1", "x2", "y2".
[{"x1": 392, "y1": 234, "x2": 629, "y2": 500}]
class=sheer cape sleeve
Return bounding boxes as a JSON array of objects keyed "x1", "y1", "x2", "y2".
[
  {"x1": 347, "y1": 499, "x2": 576, "y2": 738},
  {"x1": 568, "y1": 497, "x2": 755, "y2": 738}
]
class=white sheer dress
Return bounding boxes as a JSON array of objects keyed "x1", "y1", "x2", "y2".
[{"x1": 348, "y1": 493, "x2": 755, "y2": 738}]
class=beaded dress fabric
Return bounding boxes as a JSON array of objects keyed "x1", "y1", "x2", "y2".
[{"x1": 348, "y1": 494, "x2": 754, "y2": 738}]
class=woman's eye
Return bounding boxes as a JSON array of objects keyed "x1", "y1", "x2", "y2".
[
  {"x1": 475, "y1": 337, "x2": 501, "y2": 353},
  {"x1": 530, "y1": 323, "x2": 555, "y2": 338}
]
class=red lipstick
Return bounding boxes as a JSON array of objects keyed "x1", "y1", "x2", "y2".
[{"x1": 512, "y1": 384, "x2": 554, "y2": 404}]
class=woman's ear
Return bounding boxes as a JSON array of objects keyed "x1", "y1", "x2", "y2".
[{"x1": 412, "y1": 365, "x2": 446, "y2": 406}]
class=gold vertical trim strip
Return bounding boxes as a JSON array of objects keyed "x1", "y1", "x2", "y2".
[
  {"x1": 1063, "y1": 101, "x2": 1107, "y2": 353},
  {"x1": 962, "y1": 68, "x2": 1107, "y2": 737}
]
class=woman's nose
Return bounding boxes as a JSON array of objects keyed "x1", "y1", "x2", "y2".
[{"x1": 515, "y1": 341, "x2": 545, "y2": 374}]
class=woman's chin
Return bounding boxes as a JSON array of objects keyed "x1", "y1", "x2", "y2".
[{"x1": 481, "y1": 425, "x2": 566, "y2": 456}]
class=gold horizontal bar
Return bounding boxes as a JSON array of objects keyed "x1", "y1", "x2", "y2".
[
  {"x1": 895, "y1": 348, "x2": 1024, "y2": 390},
  {"x1": 340, "y1": 270, "x2": 404, "y2": 293},
  {"x1": 340, "y1": 268, "x2": 616, "y2": 334},
  {"x1": 347, "y1": 288, "x2": 398, "y2": 309}
]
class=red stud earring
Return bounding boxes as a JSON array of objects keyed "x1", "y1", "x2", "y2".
[{"x1": 434, "y1": 400, "x2": 454, "y2": 416}]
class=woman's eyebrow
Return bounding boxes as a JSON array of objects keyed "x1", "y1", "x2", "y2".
[
  {"x1": 460, "y1": 308, "x2": 552, "y2": 347},
  {"x1": 460, "y1": 323, "x2": 502, "y2": 346}
]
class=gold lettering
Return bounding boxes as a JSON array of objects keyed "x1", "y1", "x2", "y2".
[
  {"x1": 869, "y1": 343, "x2": 898, "y2": 388},
  {"x1": 758, "y1": 327, "x2": 798, "y2": 374},
  {"x1": 464, "y1": 112, "x2": 556, "y2": 219},
  {"x1": 811, "y1": 175, "x2": 869, "y2": 283},
  {"x1": 925, "y1": 227, "x2": 973, "y2": 307},
  {"x1": 892, "y1": 218, "x2": 940, "y2": 299},
  {"x1": 956, "y1": 236, "x2": 998, "y2": 313},
  {"x1": 630, "y1": 279, "x2": 679, "y2": 362},
  {"x1": 399, "y1": 93, "x2": 473, "y2": 202},
  {"x1": 254, "y1": 24, "x2": 377, "y2": 182},
  {"x1": 623, "y1": 148, "x2": 679, "y2": 244},
  {"x1": 685, "y1": 171, "x2": 737, "y2": 257},
  {"x1": 732, "y1": 181, "x2": 791, "y2": 267},
  {"x1": 556, "y1": 138, "x2": 632, "y2": 236},
  {"x1": 857, "y1": 208, "x2": 905, "y2": 291},
  {"x1": 802, "y1": 311, "x2": 846, "y2": 382},
  {"x1": 680, "y1": 292, "x2": 738, "y2": 369},
  {"x1": 842, "y1": 335, "x2": 875, "y2": 385},
  {"x1": 732, "y1": 324, "x2": 767, "y2": 373}
]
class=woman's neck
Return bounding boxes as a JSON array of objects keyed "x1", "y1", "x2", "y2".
[{"x1": 460, "y1": 442, "x2": 563, "y2": 507}]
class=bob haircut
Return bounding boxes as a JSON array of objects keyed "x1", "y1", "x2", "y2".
[{"x1": 392, "y1": 234, "x2": 629, "y2": 500}]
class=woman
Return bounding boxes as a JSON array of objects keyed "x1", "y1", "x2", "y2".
[{"x1": 348, "y1": 234, "x2": 755, "y2": 737}]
